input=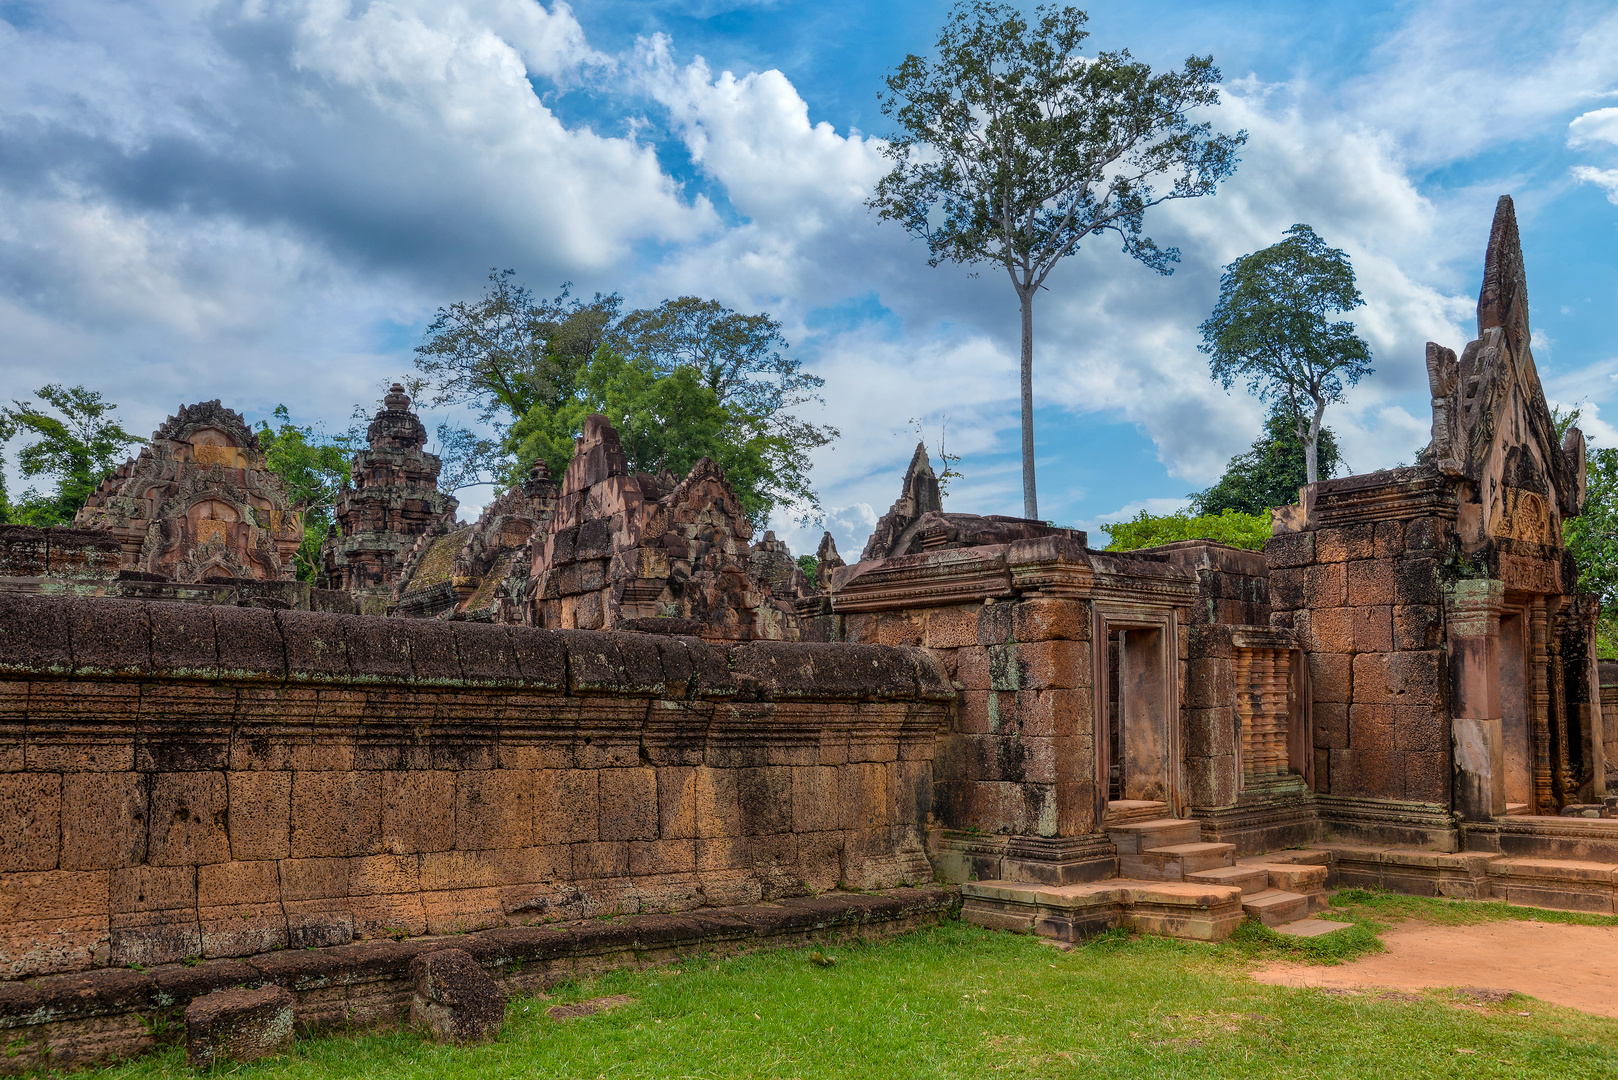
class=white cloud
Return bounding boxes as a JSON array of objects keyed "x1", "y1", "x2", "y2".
[
  {"x1": 1569, "y1": 107, "x2": 1618, "y2": 149},
  {"x1": 1572, "y1": 166, "x2": 1618, "y2": 204}
]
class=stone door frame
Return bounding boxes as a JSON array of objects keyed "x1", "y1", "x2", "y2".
[{"x1": 1092, "y1": 603, "x2": 1182, "y2": 823}]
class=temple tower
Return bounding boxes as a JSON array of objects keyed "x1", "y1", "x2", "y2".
[{"x1": 321, "y1": 383, "x2": 457, "y2": 610}]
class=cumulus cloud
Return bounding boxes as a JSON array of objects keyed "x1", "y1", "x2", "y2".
[
  {"x1": 1569, "y1": 106, "x2": 1618, "y2": 149},
  {"x1": 0, "y1": 0, "x2": 1612, "y2": 546}
]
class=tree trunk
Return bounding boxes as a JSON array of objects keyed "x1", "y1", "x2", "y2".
[
  {"x1": 1304, "y1": 400, "x2": 1327, "y2": 485},
  {"x1": 1019, "y1": 288, "x2": 1038, "y2": 520}
]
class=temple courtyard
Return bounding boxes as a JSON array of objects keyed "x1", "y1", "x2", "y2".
[{"x1": 60, "y1": 903, "x2": 1618, "y2": 1080}]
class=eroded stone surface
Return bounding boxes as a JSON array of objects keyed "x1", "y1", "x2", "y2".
[{"x1": 184, "y1": 984, "x2": 294, "y2": 1069}]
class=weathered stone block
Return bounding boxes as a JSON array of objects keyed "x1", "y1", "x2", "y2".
[
  {"x1": 1264, "y1": 531, "x2": 1314, "y2": 569},
  {"x1": 628, "y1": 838, "x2": 695, "y2": 876},
  {"x1": 1393, "y1": 605, "x2": 1443, "y2": 651},
  {"x1": 1304, "y1": 562, "x2": 1346, "y2": 607},
  {"x1": 1346, "y1": 559, "x2": 1395, "y2": 606},
  {"x1": 1395, "y1": 556, "x2": 1442, "y2": 606},
  {"x1": 186, "y1": 986, "x2": 295, "y2": 1068},
  {"x1": 693, "y1": 768, "x2": 739, "y2": 839},
  {"x1": 1403, "y1": 516, "x2": 1449, "y2": 553},
  {"x1": 1012, "y1": 599, "x2": 1089, "y2": 643},
  {"x1": 289, "y1": 771, "x2": 379, "y2": 859},
  {"x1": 1184, "y1": 754, "x2": 1237, "y2": 807},
  {"x1": 1184, "y1": 658, "x2": 1234, "y2": 709},
  {"x1": 976, "y1": 602, "x2": 1014, "y2": 646},
  {"x1": 1394, "y1": 705, "x2": 1446, "y2": 753},
  {"x1": 455, "y1": 769, "x2": 533, "y2": 850},
  {"x1": 1187, "y1": 625, "x2": 1233, "y2": 659},
  {"x1": 0, "y1": 772, "x2": 60, "y2": 872},
  {"x1": 737, "y1": 766, "x2": 792, "y2": 836},
  {"x1": 924, "y1": 606, "x2": 981, "y2": 649},
  {"x1": 148, "y1": 771, "x2": 229, "y2": 867},
  {"x1": 1313, "y1": 702, "x2": 1348, "y2": 750},
  {"x1": 790, "y1": 766, "x2": 840, "y2": 833},
  {"x1": 1268, "y1": 567, "x2": 1305, "y2": 610},
  {"x1": 1016, "y1": 689, "x2": 1085, "y2": 739},
  {"x1": 1352, "y1": 650, "x2": 1444, "y2": 707},
  {"x1": 1353, "y1": 606, "x2": 1393, "y2": 654},
  {"x1": 1307, "y1": 607, "x2": 1355, "y2": 653},
  {"x1": 1353, "y1": 749, "x2": 1405, "y2": 800},
  {"x1": 1183, "y1": 707, "x2": 1235, "y2": 758},
  {"x1": 1403, "y1": 750, "x2": 1449, "y2": 805},
  {"x1": 225, "y1": 771, "x2": 290, "y2": 862},
  {"x1": 535, "y1": 769, "x2": 597, "y2": 844},
  {"x1": 1348, "y1": 704, "x2": 1395, "y2": 749},
  {"x1": 657, "y1": 767, "x2": 696, "y2": 839},
  {"x1": 382, "y1": 771, "x2": 455, "y2": 854},
  {"x1": 60, "y1": 772, "x2": 145, "y2": 870},
  {"x1": 1314, "y1": 528, "x2": 1350, "y2": 563},
  {"x1": 1373, "y1": 521, "x2": 1405, "y2": 559},
  {"x1": 410, "y1": 948, "x2": 504, "y2": 1045},
  {"x1": 1015, "y1": 640, "x2": 1088, "y2": 690},
  {"x1": 954, "y1": 646, "x2": 991, "y2": 691},
  {"x1": 598, "y1": 767, "x2": 658, "y2": 841},
  {"x1": 1309, "y1": 652, "x2": 1352, "y2": 704}
]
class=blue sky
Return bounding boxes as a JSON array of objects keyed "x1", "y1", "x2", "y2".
[{"x1": 1, "y1": 0, "x2": 1615, "y2": 557}]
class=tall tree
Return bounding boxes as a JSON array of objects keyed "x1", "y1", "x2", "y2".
[
  {"x1": 613, "y1": 295, "x2": 838, "y2": 510},
  {"x1": 508, "y1": 347, "x2": 794, "y2": 524},
  {"x1": 869, "y1": 1, "x2": 1245, "y2": 518},
  {"x1": 1191, "y1": 404, "x2": 1342, "y2": 516},
  {"x1": 1199, "y1": 224, "x2": 1373, "y2": 484},
  {"x1": 1, "y1": 384, "x2": 144, "y2": 526},
  {"x1": 1556, "y1": 407, "x2": 1618, "y2": 657},
  {"x1": 255, "y1": 406, "x2": 361, "y2": 581}
]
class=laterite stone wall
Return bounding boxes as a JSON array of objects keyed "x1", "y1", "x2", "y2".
[{"x1": 0, "y1": 595, "x2": 951, "y2": 980}]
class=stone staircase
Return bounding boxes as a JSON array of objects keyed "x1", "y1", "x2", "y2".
[
  {"x1": 1108, "y1": 818, "x2": 1329, "y2": 927},
  {"x1": 960, "y1": 818, "x2": 1344, "y2": 944}
]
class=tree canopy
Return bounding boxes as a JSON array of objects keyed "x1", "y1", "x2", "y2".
[
  {"x1": 414, "y1": 273, "x2": 835, "y2": 522},
  {"x1": 254, "y1": 406, "x2": 360, "y2": 581},
  {"x1": 1556, "y1": 407, "x2": 1618, "y2": 658},
  {"x1": 1191, "y1": 404, "x2": 1342, "y2": 516},
  {"x1": 508, "y1": 348, "x2": 790, "y2": 524},
  {"x1": 0, "y1": 384, "x2": 144, "y2": 526},
  {"x1": 869, "y1": 0, "x2": 1245, "y2": 518},
  {"x1": 1101, "y1": 507, "x2": 1271, "y2": 553},
  {"x1": 1199, "y1": 224, "x2": 1372, "y2": 485}
]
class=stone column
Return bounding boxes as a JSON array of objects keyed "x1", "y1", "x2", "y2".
[{"x1": 1446, "y1": 579, "x2": 1506, "y2": 820}]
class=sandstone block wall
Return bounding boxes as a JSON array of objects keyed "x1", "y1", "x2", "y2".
[
  {"x1": 1268, "y1": 519, "x2": 1450, "y2": 805},
  {"x1": 843, "y1": 597, "x2": 1094, "y2": 839},
  {"x1": 0, "y1": 595, "x2": 950, "y2": 980}
]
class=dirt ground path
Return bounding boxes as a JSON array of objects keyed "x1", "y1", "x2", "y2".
[{"x1": 1252, "y1": 920, "x2": 1618, "y2": 1017}]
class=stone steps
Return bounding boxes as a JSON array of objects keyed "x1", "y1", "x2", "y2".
[
  {"x1": 1106, "y1": 817, "x2": 1203, "y2": 854},
  {"x1": 1185, "y1": 864, "x2": 1271, "y2": 895},
  {"x1": 1121, "y1": 841, "x2": 1236, "y2": 881},
  {"x1": 960, "y1": 878, "x2": 1245, "y2": 943},
  {"x1": 1316, "y1": 841, "x2": 1618, "y2": 914},
  {"x1": 1242, "y1": 889, "x2": 1314, "y2": 927}
]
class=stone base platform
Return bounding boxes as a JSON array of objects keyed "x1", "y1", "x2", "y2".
[
  {"x1": 933, "y1": 831, "x2": 1118, "y2": 885},
  {"x1": 1317, "y1": 842, "x2": 1618, "y2": 914},
  {"x1": 0, "y1": 888, "x2": 956, "y2": 1076},
  {"x1": 960, "y1": 879, "x2": 1246, "y2": 943},
  {"x1": 1463, "y1": 816, "x2": 1618, "y2": 863}
]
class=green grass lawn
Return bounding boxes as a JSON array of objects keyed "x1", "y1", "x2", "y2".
[{"x1": 73, "y1": 911, "x2": 1618, "y2": 1080}]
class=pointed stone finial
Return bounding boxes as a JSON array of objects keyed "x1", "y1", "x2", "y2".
[
  {"x1": 1477, "y1": 195, "x2": 1529, "y2": 359},
  {"x1": 384, "y1": 383, "x2": 411, "y2": 412}
]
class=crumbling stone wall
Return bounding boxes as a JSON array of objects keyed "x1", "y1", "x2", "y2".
[
  {"x1": 1267, "y1": 500, "x2": 1452, "y2": 814},
  {"x1": 0, "y1": 594, "x2": 949, "y2": 981}
]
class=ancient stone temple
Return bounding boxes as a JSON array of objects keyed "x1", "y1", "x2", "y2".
[
  {"x1": 520, "y1": 413, "x2": 815, "y2": 639},
  {"x1": 74, "y1": 400, "x2": 304, "y2": 581},
  {"x1": 1270, "y1": 194, "x2": 1601, "y2": 844},
  {"x1": 321, "y1": 384, "x2": 458, "y2": 611},
  {"x1": 392, "y1": 461, "x2": 556, "y2": 621}
]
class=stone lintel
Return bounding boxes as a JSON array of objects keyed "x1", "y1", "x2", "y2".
[{"x1": 1308, "y1": 467, "x2": 1459, "y2": 528}]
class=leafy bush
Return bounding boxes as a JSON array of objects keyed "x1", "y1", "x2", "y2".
[{"x1": 1101, "y1": 508, "x2": 1271, "y2": 552}]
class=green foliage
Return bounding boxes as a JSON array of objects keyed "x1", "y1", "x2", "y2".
[
  {"x1": 1102, "y1": 507, "x2": 1272, "y2": 552},
  {"x1": 1192, "y1": 405, "x2": 1342, "y2": 515},
  {"x1": 869, "y1": 0, "x2": 1245, "y2": 517},
  {"x1": 796, "y1": 554, "x2": 818, "y2": 580},
  {"x1": 1199, "y1": 224, "x2": 1373, "y2": 484},
  {"x1": 70, "y1": 921, "x2": 1618, "y2": 1080},
  {"x1": 0, "y1": 384, "x2": 144, "y2": 526},
  {"x1": 416, "y1": 276, "x2": 834, "y2": 519},
  {"x1": 1555, "y1": 406, "x2": 1618, "y2": 658},
  {"x1": 254, "y1": 407, "x2": 360, "y2": 581},
  {"x1": 508, "y1": 349, "x2": 793, "y2": 525}
]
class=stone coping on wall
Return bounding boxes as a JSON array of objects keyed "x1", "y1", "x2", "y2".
[
  {"x1": 0, "y1": 594, "x2": 953, "y2": 702},
  {"x1": 0, "y1": 887, "x2": 958, "y2": 1075}
]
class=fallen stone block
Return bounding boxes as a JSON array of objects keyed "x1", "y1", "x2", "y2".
[
  {"x1": 184, "y1": 985, "x2": 294, "y2": 1069},
  {"x1": 410, "y1": 948, "x2": 505, "y2": 1045},
  {"x1": 546, "y1": 994, "x2": 637, "y2": 1021}
]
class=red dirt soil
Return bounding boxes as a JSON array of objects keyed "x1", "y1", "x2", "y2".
[{"x1": 1252, "y1": 920, "x2": 1618, "y2": 1018}]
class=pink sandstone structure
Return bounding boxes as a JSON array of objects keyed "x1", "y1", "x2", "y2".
[{"x1": 0, "y1": 195, "x2": 1613, "y2": 1071}]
